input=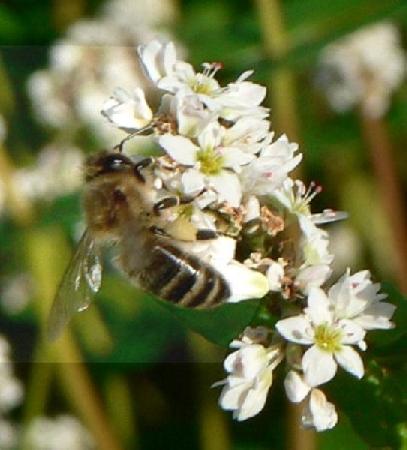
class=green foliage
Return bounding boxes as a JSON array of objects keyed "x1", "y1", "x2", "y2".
[{"x1": 153, "y1": 296, "x2": 261, "y2": 348}]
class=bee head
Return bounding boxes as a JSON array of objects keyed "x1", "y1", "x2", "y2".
[{"x1": 85, "y1": 151, "x2": 134, "y2": 181}]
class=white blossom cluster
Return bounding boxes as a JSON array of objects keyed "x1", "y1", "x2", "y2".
[
  {"x1": 12, "y1": 145, "x2": 84, "y2": 203},
  {"x1": 25, "y1": 415, "x2": 95, "y2": 450},
  {"x1": 27, "y1": 0, "x2": 179, "y2": 147},
  {"x1": 318, "y1": 22, "x2": 406, "y2": 118},
  {"x1": 101, "y1": 40, "x2": 396, "y2": 431}
]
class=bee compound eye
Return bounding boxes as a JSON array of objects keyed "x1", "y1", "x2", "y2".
[{"x1": 102, "y1": 154, "x2": 133, "y2": 172}]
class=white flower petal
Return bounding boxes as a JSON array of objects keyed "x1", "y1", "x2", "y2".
[
  {"x1": 275, "y1": 316, "x2": 314, "y2": 345},
  {"x1": 295, "y1": 265, "x2": 331, "y2": 293},
  {"x1": 138, "y1": 40, "x2": 176, "y2": 84},
  {"x1": 302, "y1": 389, "x2": 338, "y2": 432},
  {"x1": 306, "y1": 288, "x2": 332, "y2": 325},
  {"x1": 219, "y1": 379, "x2": 249, "y2": 411},
  {"x1": 302, "y1": 346, "x2": 337, "y2": 387},
  {"x1": 355, "y1": 302, "x2": 396, "y2": 330},
  {"x1": 221, "y1": 148, "x2": 254, "y2": 172},
  {"x1": 337, "y1": 319, "x2": 365, "y2": 345},
  {"x1": 266, "y1": 261, "x2": 285, "y2": 292},
  {"x1": 198, "y1": 122, "x2": 221, "y2": 149},
  {"x1": 101, "y1": 87, "x2": 152, "y2": 131},
  {"x1": 236, "y1": 367, "x2": 273, "y2": 421},
  {"x1": 334, "y1": 345, "x2": 364, "y2": 379},
  {"x1": 158, "y1": 135, "x2": 198, "y2": 166},
  {"x1": 209, "y1": 171, "x2": 242, "y2": 207},
  {"x1": 221, "y1": 262, "x2": 269, "y2": 303},
  {"x1": 284, "y1": 371, "x2": 311, "y2": 403},
  {"x1": 181, "y1": 169, "x2": 205, "y2": 196}
]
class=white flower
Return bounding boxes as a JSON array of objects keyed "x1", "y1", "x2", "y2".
[
  {"x1": 171, "y1": 91, "x2": 216, "y2": 138},
  {"x1": 266, "y1": 260, "x2": 285, "y2": 292},
  {"x1": 284, "y1": 370, "x2": 311, "y2": 403},
  {"x1": 102, "y1": 87, "x2": 153, "y2": 131},
  {"x1": 138, "y1": 40, "x2": 178, "y2": 85},
  {"x1": 328, "y1": 269, "x2": 395, "y2": 330},
  {"x1": 318, "y1": 22, "x2": 407, "y2": 118},
  {"x1": 214, "y1": 71, "x2": 269, "y2": 120},
  {"x1": 240, "y1": 135, "x2": 302, "y2": 197},
  {"x1": 299, "y1": 217, "x2": 333, "y2": 267},
  {"x1": 276, "y1": 287, "x2": 366, "y2": 387},
  {"x1": 302, "y1": 389, "x2": 338, "y2": 432},
  {"x1": 272, "y1": 178, "x2": 321, "y2": 219},
  {"x1": 26, "y1": 415, "x2": 94, "y2": 450},
  {"x1": 138, "y1": 40, "x2": 221, "y2": 100},
  {"x1": 216, "y1": 339, "x2": 283, "y2": 421},
  {"x1": 295, "y1": 265, "x2": 332, "y2": 294},
  {"x1": 159, "y1": 122, "x2": 252, "y2": 206},
  {"x1": 221, "y1": 117, "x2": 272, "y2": 155}
]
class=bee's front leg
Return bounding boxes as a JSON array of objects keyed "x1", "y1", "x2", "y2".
[
  {"x1": 133, "y1": 157, "x2": 153, "y2": 182},
  {"x1": 153, "y1": 196, "x2": 179, "y2": 215}
]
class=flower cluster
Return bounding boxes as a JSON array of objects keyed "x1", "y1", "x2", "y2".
[
  {"x1": 25, "y1": 415, "x2": 95, "y2": 450},
  {"x1": 27, "y1": 0, "x2": 180, "y2": 147},
  {"x1": 102, "y1": 40, "x2": 396, "y2": 431},
  {"x1": 318, "y1": 22, "x2": 406, "y2": 118}
]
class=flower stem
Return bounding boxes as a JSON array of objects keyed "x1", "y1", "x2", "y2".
[
  {"x1": 359, "y1": 111, "x2": 407, "y2": 293},
  {"x1": 254, "y1": 0, "x2": 300, "y2": 141}
]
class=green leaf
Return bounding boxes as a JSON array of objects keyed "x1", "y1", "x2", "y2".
[
  {"x1": 327, "y1": 359, "x2": 407, "y2": 449},
  {"x1": 149, "y1": 294, "x2": 261, "y2": 348},
  {"x1": 318, "y1": 413, "x2": 368, "y2": 450}
]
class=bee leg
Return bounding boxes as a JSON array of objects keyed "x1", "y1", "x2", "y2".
[
  {"x1": 179, "y1": 189, "x2": 206, "y2": 205},
  {"x1": 133, "y1": 157, "x2": 153, "y2": 182},
  {"x1": 149, "y1": 226, "x2": 170, "y2": 237},
  {"x1": 153, "y1": 197, "x2": 179, "y2": 215},
  {"x1": 196, "y1": 229, "x2": 218, "y2": 240}
]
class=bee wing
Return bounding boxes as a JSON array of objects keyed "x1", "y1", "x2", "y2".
[
  {"x1": 311, "y1": 210, "x2": 348, "y2": 225},
  {"x1": 47, "y1": 230, "x2": 102, "y2": 341}
]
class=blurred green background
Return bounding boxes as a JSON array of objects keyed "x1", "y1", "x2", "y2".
[{"x1": 1, "y1": 0, "x2": 407, "y2": 449}]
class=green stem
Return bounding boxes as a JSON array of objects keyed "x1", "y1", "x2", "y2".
[{"x1": 254, "y1": 0, "x2": 300, "y2": 141}]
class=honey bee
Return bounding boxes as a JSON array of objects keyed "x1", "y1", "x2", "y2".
[{"x1": 47, "y1": 150, "x2": 230, "y2": 340}]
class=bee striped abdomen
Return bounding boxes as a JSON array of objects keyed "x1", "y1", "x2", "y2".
[{"x1": 139, "y1": 244, "x2": 230, "y2": 308}]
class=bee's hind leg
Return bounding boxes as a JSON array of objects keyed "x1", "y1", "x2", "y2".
[{"x1": 196, "y1": 229, "x2": 218, "y2": 240}]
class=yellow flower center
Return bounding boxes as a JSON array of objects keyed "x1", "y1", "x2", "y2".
[
  {"x1": 314, "y1": 324, "x2": 342, "y2": 353},
  {"x1": 196, "y1": 147, "x2": 224, "y2": 175},
  {"x1": 189, "y1": 74, "x2": 217, "y2": 95}
]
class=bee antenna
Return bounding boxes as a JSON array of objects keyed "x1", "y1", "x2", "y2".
[{"x1": 113, "y1": 123, "x2": 154, "y2": 153}]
